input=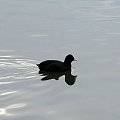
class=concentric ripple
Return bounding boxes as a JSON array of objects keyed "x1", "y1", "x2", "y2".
[
  {"x1": 0, "y1": 52, "x2": 40, "y2": 117},
  {"x1": 0, "y1": 55, "x2": 38, "y2": 82}
]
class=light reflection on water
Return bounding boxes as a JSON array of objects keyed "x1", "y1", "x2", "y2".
[
  {"x1": 0, "y1": 53, "x2": 38, "y2": 118},
  {"x1": 0, "y1": 103, "x2": 26, "y2": 116},
  {"x1": 0, "y1": 91, "x2": 17, "y2": 97}
]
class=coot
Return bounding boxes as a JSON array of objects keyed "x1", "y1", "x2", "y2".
[{"x1": 37, "y1": 54, "x2": 76, "y2": 73}]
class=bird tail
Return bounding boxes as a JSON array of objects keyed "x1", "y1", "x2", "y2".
[{"x1": 36, "y1": 64, "x2": 39, "y2": 67}]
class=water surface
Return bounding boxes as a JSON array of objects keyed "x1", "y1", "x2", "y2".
[{"x1": 0, "y1": 0, "x2": 120, "y2": 120}]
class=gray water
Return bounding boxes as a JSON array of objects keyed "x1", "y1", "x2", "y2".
[{"x1": 0, "y1": 0, "x2": 120, "y2": 120}]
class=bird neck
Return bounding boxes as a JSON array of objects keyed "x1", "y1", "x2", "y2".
[{"x1": 64, "y1": 60, "x2": 72, "y2": 66}]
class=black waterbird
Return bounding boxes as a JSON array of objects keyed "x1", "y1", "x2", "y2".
[{"x1": 37, "y1": 54, "x2": 76, "y2": 73}]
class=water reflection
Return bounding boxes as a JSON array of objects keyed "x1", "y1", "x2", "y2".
[
  {"x1": 0, "y1": 91, "x2": 17, "y2": 97},
  {"x1": 0, "y1": 103, "x2": 26, "y2": 116},
  {"x1": 39, "y1": 70, "x2": 77, "y2": 86},
  {"x1": 0, "y1": 108, "x2": 6, "y2": 115}
]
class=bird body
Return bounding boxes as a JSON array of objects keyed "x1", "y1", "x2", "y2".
[{"x1": 37, "y1": 54, "x2": 75, "y2": 73}]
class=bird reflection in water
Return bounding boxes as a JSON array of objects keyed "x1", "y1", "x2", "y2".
[{"x1": 39, "y1": 70, "x2": 77, "y2": 86}]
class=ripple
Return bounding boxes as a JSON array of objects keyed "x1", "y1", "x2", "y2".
[
  {"x1": 0, "y1": 55, "x2": 38, "y2": 81},
  {"x1": 0, "y1": 103, "x2": 26, "y2": 116},
  {"x1": 0, "y1": 81, "x2": 15, "y2": 85},
  {"x1": 0, "y1": 56, "x2": 13, "y2": 58},
  {"x1": 31, "y1": 34, "x2": 48, "y2": 37},
  {"x1": 0, "y1": 91, "x2": 17, "y2": 97},
  {"x1": 6, "y1": 103, "x2": 26, "y2": 109},
  {"x1": 0, "y1": 53, "x2": 38, "y2": 117}
]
